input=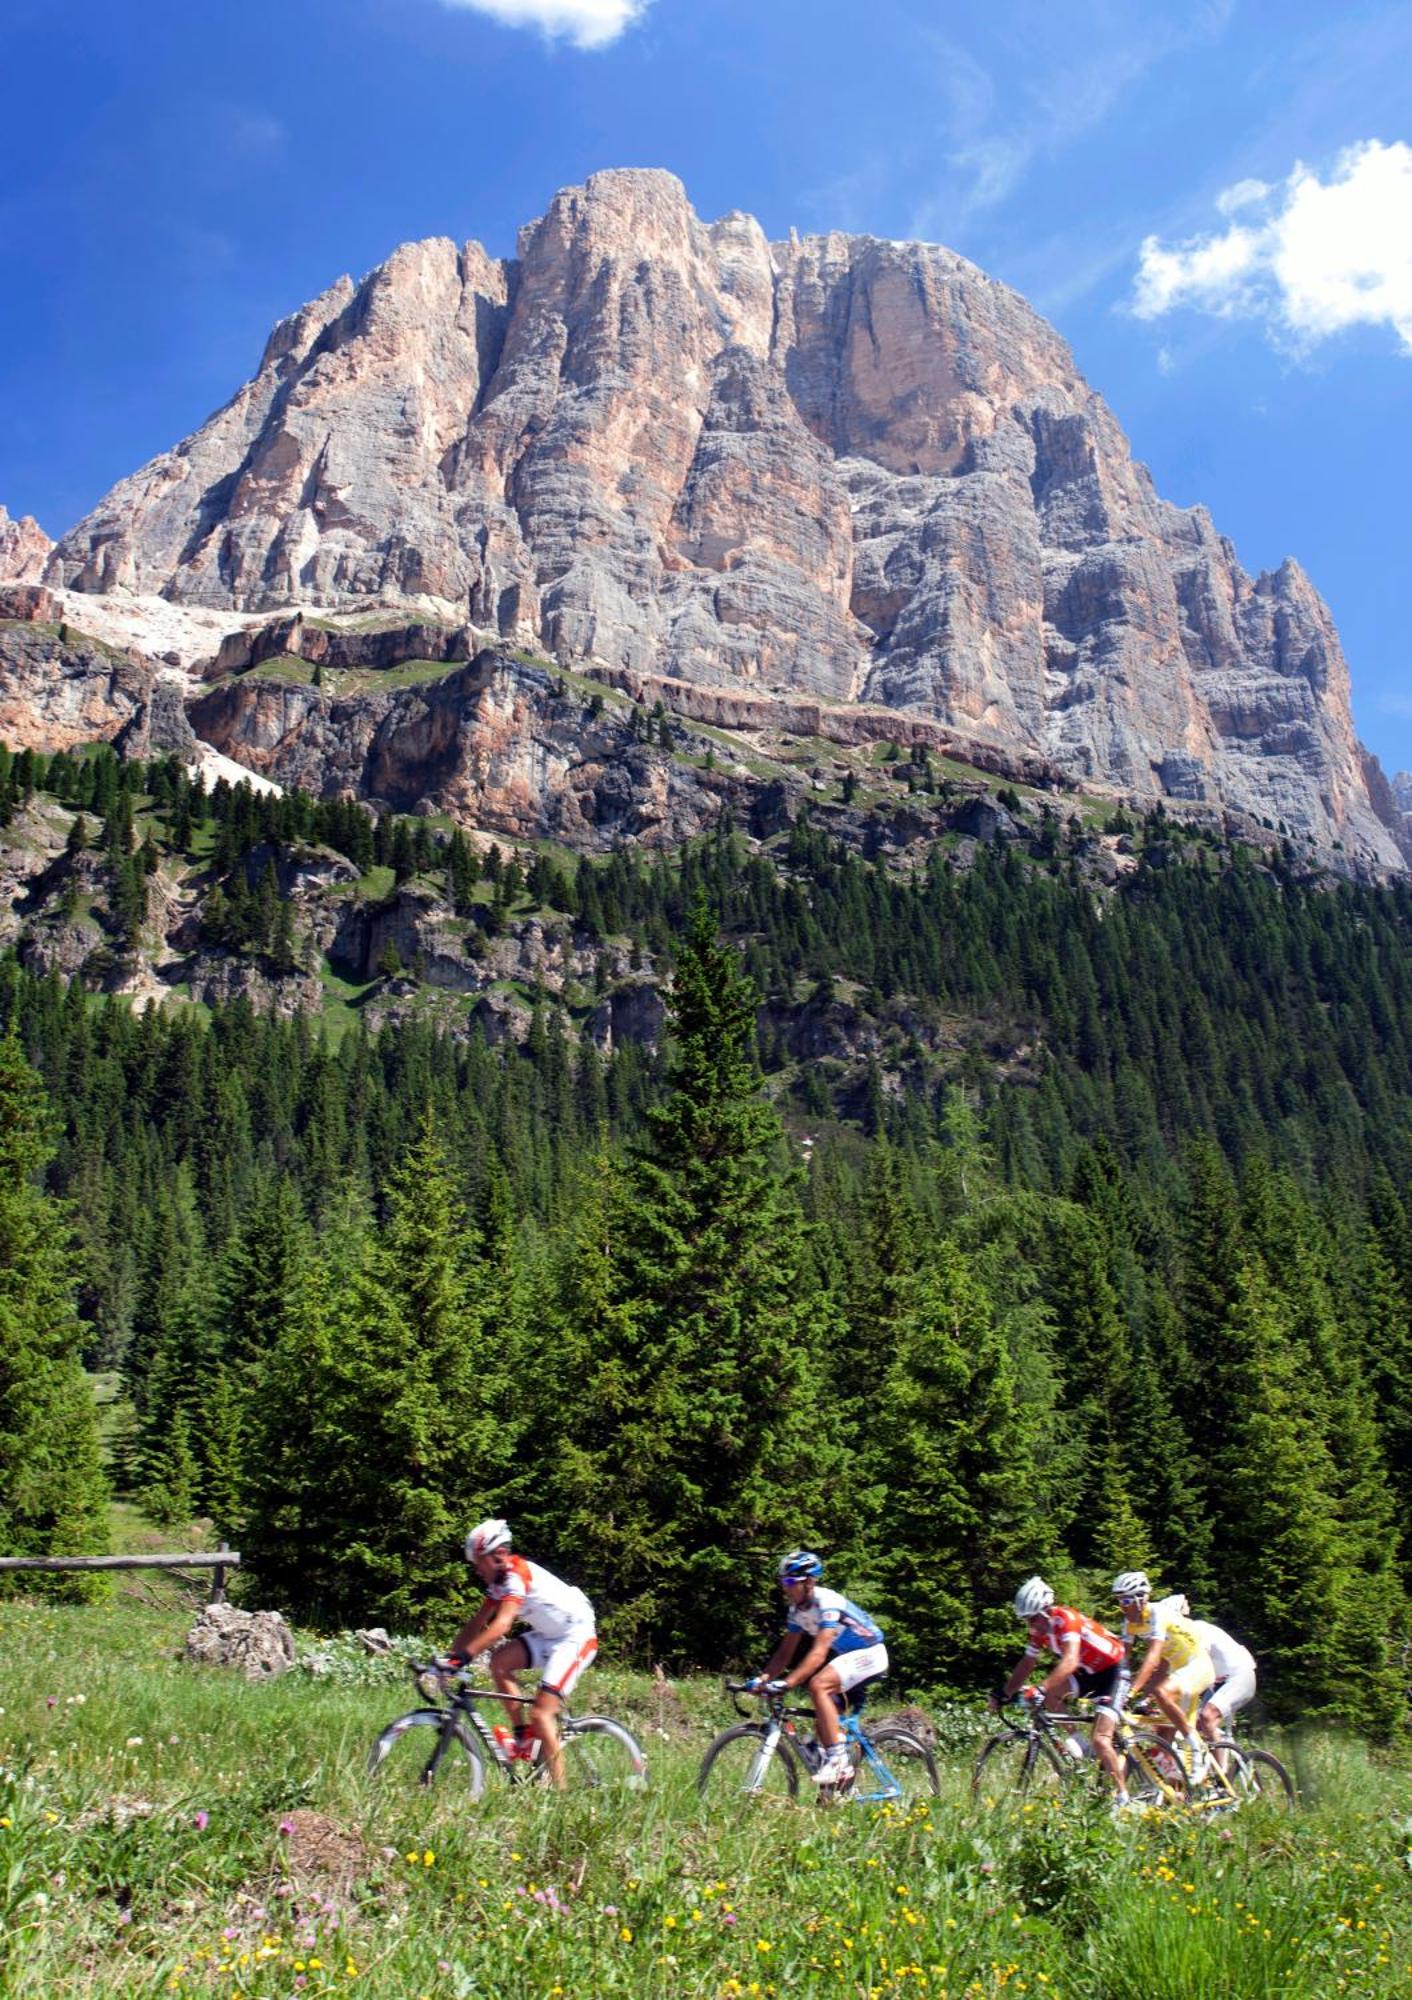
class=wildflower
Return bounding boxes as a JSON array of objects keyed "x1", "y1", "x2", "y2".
[
  {"x1": 619, "y1": 1927, "x2": 633, "y2": 1942},
  {"x1": 192, "y1": 1812, "x2": 209, "y2": 1832},
  {"x1": 126, "y1": 1736, "x2": 143, "y2": 1748},
  {"x1": 423, "y1": 1850, "x2": 435, "y2": 1867},
  {"x1": 278, "y1": 1820, "x2": 295, "y2": 1837}
]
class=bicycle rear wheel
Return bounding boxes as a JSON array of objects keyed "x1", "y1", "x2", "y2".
[
  {"x1": 855, "y1": 1727, "x2": 939, "y2": 1803},
  {"x1": 1213, "y1": 1740, "x2": 1295, "y2": 1809},
  {"x1": 559, "y1": 1716, "x2": 649, "y2": 1791},
  {"x1": 698, "y1": 1725, "x2": 802, "y2": 1801},
  {"x1": 367, "y1": 1709, "x2": 486, "y2": 1798},
  {"x1": 971, "y1": 1729, "x2": 1067, "y2": 1800}
]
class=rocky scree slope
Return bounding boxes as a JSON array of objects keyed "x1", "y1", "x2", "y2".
[{"x1": 25, "y1": 168, "x2": 1405, "y2": 871}]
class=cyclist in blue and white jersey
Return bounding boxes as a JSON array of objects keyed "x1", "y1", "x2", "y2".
[{"x1": 748, "y1": 1550, "x2": 889, "y2": 1788}]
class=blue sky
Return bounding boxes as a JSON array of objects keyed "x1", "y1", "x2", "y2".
[{"x1": 3, "y1": 0, "x2": 1409, "y2": 770}]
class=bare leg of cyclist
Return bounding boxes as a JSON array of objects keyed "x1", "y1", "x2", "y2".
[
  {"x1": 490, "y1": 1637, "x2": 530, "y2": 1735},
  {"x1": 1150, "y1": 1681, "x2": 1206, "y2": 1776},
  {"x1": 808, "y1": 1664, "x2": 844, "y2": 1751},
  {"x1": 1091, "y1": 1711, "x2": 1126, "y2": 1791},
  {"x1": 1198, "y1": 1698, "x2": 1231, "y2": 1770},
  {"x1": 530, "y1": 1687, "x2": 566, "y2": 1790}
]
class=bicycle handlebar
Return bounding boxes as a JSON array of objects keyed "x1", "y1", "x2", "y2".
[{"x1": 405, "y1": 1660, "x2": 525, "y2": 1704}]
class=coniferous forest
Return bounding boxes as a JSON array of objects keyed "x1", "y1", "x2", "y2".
[{"x1": 1, "y1": 745, "x2": 1411, "y2": 1733}]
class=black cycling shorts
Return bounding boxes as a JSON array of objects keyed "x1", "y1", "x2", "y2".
[{"x1": 1071, "y1": 1661, "x2": 1132, "y2": 1719}]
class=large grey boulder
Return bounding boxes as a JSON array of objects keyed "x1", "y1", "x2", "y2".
[{"x1": 184, "y1": 1603, "x2": 295, "y2": 1678}]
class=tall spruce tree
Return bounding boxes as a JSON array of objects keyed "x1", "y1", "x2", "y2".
[
  {"x1": 864, "y1": 1241, "x2": 1060, "y2": 1688},
  {"x1": 0, "y1": 1036, "x2": 108, "y2": 1593},
  {"x1": 242, "y1": 1253, "x2": 351, "y2": 1620},
  {"x1": 579, "y1": 898, "x2": 840, "y2": 1666},
  {"x1": 312, "y1": 1119, "x2": 504, "y2": 1628}
]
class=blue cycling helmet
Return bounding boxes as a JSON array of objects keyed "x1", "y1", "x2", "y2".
[{"x1": 778, "y1": 1548, "x2": 824, "y2": 1582}]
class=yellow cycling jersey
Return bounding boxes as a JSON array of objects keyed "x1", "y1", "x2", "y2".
[{"x1": 1125, "y1": 1596, "x2": 1205, "y2": 1668}]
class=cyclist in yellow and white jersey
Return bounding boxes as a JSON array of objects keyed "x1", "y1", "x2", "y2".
[
  {"x1": 1112, "y1": 1571, "x2": 1214, "y2": 1780},
  {"x1": 1189, "y1": 1614, "x2": 1258, "y2": 1746}
]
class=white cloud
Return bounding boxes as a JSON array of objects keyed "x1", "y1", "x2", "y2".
[
  {"x1": 1133, "y1": 139, "x2": 1412, "y2": 354},
  {"x1": 437, "y1": 0, "x2": 648, "y2": 49}
]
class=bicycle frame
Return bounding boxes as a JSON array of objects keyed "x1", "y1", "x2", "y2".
[
  {"x1": 981, "y1": 1698, "x2": 1187, "y2": 1807},
  {"x1": 727, "y1": 1684, "x2": 910, "y2": 1803},
  {"x1": 409, "y1": 1666, "x2": 559, "y2": 1776}
]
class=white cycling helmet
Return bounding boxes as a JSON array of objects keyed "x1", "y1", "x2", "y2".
[
  {"x1": 1111, "y1": 1570, "x2": 1151, "y2": 1602},
  {"x1": 1012, "y1": 1576, "x2": 1054, "y2": 1620},
  {"x1": 465, "y1": 1518, "x2": 512, "y2": 1560}
]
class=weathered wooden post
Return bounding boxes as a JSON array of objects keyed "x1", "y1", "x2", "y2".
[{"x1": 212, "y1": 1541, "x2": 230, "y2": 1604}]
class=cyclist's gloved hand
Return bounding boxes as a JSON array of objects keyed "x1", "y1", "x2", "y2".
[
  {"x1": 1015, "y1": 1686, "x2": 1042, "y2": 1708},
  {"x1": 765, "y1": 1678, "x2": 789, "y2": 1694},
  {"x1": 746, "y1": 1674, "x2": 768, "y2": 1692}
]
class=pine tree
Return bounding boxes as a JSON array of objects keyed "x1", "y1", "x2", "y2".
[
  {"x1": 0, "y1": 1036, "x2": 109, "y2": 1594},
  {"x1": 583, "y1": 899, "x2": 840, "y2": 1666},
  {"x1": 312, "y1": 1119, "x2": 503, "y2": 1628},
  {"x1": 242, "y1": 1252, "x2": 350, "y2": 1619},
  {"x1": 143, "y1": 1403, "x2": 199, "y2": 1528},
  {"x1": 864, "y1": 1242, "x2": 1060, "y2": 1688},
  {"x1": 1206, "y1": 1259, "x2": 1374, "y2": 1720}
]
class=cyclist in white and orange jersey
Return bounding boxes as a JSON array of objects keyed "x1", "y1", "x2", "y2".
[
  {"x1": 992, "y1": 1576, "x2": 1136, "y2": 1805},
  {"x1": 446, "y1": 1519, "x2": 597, "y2": 1790}
]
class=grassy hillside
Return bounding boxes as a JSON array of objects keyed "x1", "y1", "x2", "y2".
[{"x1": 1, "y1": 1592, "x2": 1409, "y2": 1998}]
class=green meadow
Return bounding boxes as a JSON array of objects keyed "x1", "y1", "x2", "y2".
[{"x1": 2, "y1": 1592, "x2": 1410, "y2": 1999}]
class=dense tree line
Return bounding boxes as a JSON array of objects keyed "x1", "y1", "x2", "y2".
[{"x1": 1, "y1": 747, "x2": 1411, "y2": 1725}]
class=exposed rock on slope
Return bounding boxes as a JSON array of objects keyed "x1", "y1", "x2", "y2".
[
  {"x1": 0, "y1": 505, "x2": 51, "y2": 584},
  {"x1": 41, "y1": 169, "x2": 1400, "y2": 870},
  {"x1": 189, "y1": 651, "x2": 748, "y2": 850},
  {"x1": 0, "y1": 597, "x2": 195, "y2": 758}
]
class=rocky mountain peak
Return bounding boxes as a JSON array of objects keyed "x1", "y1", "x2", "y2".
[
  {"x1": 34, "y1": 172, "x2": 1403, "y2": 871},
  {"x1": 0, "y1": 505, "x2": 52, "y2": 584}
]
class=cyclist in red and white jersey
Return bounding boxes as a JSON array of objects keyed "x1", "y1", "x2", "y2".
[
  {"x1": 991, "y1": 1576, "x2": 1136, "y2": 1806},
  {"x1": 446, "y1": 1519, "x2": 597, "y2": 1790}
]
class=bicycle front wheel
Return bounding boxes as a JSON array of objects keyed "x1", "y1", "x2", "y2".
[
  {"x1": 857, "y1": 1727, "x2": 940, "y2": 1804},
  {"x1": 560, "y1": 1716, "x2": 649, "y2": 1791},
  {"x1": 698, "y1": 1725, "x2": 802, "y2": 1801},
  {"x1": 971, "y1": 1729, "x2": 1067, "y2": 1800},
  {"x1": 367, "y1": 1709, "x2": 486, "y2": 1798},
  {"x1": 1213, "y1": 1741, "x2": 1295, "y2": 1809}
]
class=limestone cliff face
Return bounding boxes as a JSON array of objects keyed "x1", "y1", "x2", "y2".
[
  {"x1": 188, "y1": 653, "x2": 748, "y2": 851},
  {"x1": 44, "y1": 169, "x2": 1400, "y2": 869},
  {"x1": 0, "y1": 590, "x2": 195, "y2": 759},
  {"x1": 0, "y1": 506, "x2": 52, "y2": 584}
]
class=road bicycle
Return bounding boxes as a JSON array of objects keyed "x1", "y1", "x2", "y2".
[
  {"x1": 1108, "y1": 1698, "x2": 1296, "y2": 1813},
  {"x1": 367, "y1": 1660, "x2": 648, "y2": 1798},
  {"x1": 699, "y1": 1679, "x2": 939, "y2": 1805},
  {"x1": 971, "y1": 1693, "x2": 1189, "y2": 1807},
  {"x1": 973, "y1": 1694, "x2": 1295, "y2": 1812}
]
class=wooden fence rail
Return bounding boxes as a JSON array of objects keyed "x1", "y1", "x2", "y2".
[{"x1": 0, "y1": 1547, "x2": 240, "y2": 1601}]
